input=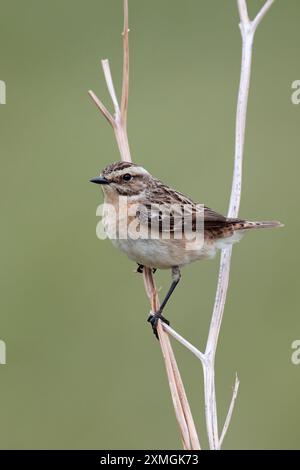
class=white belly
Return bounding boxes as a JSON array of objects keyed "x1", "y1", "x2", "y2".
[{"x1": 109, "y1": 236, "x2": 216, "y2": 269}]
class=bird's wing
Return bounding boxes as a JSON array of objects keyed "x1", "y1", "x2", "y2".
[
  {"x1": 137, "y1": 203, "x2": 229, "y2": 233},
  {"x1": 203, "y1": 207, "x2": 228, "y2": 229},
  {"x1": 137, "y1": 179, "x2": 231, "y2": 232},
  {"x1": 136, "y1": 203, "x2": 191, "y2": 233}
]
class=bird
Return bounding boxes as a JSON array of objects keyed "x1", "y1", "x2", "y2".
[{"x1": 90, "y1": 161, "x2": 282, "y2": 338}]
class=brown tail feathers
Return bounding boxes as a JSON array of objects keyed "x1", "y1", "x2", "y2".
[{"x1": 229, "y1": 219, "x2": 284, "y2": 231}]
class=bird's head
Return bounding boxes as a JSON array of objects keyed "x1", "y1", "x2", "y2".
[{"x1": 90, "y1": 161, "x2": 151, "y2": 198}]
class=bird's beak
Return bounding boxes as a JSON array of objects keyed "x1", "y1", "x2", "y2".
[{"x1": 89, "y1": 176, "x2": 110, "y2": 185}]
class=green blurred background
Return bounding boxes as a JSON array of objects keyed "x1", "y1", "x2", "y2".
[{"x1": 0, "y1": 0, "x2": 298, "y2": 450}]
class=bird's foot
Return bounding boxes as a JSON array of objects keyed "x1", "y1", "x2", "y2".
[
  {"x1": 147, "y1": 311, "x2": 170, "y2": 340},
  {"x1": 135, "y1": 264, "x2": 157, "y2": 274},
  {"x1": 136, "y1": 264, "x2": 144, "y2": 274}
]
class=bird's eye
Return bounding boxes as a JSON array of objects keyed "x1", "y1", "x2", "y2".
[{"x1": 123, "y1": 173, "x2": 132, "y2": 182}]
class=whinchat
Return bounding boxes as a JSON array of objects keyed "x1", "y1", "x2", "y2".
[{"x1": 90, "y1": 161, "x2": 282, "y2": 338}]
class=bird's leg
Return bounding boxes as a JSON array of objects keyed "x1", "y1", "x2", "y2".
[
  {"x1": 136, "y1": 264, "x2": 157, "y2": 274},
  {"x1": 148, "y1": 266, "x2": 181, "y2": 339},
  {"x1": 158, "y1": 266, "x2": 181, "y2": 314}
]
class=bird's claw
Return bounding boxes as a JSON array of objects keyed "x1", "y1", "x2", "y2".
[
  {"x1": 136, "y1": 265, "x2": 157, "y2": 274},
  {"x1": 136, "y1": 264, "x2": 144, "y2": 274},
  {"x1": 147, "y1": 312, "x2": 170, "y2": 340}
]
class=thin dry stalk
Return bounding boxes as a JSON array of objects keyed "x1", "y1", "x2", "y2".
[
  {"x1": 143, "y1": 267, "x2": 200, "y2": 450},
  {"x1": 200, "y1": 0, "x2": 275, "y2": 449}
]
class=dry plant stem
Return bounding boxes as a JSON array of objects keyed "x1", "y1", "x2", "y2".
[
  {"x1": 121, "y1": 0, "x2": 129, "y2": 127},
  {"x1": 142, "y1": 269, "x2": 191, "y2": 448},
  {"x1": 143, "y1": 267, "x2": 200, "y2": 450},
  {"x1": 168, "y1": 346, "x2": 201, "y2": 450},
  {"x1": 163, "y1": 323, "x2": 206, "y2": 363},
  {"x1": 219, "y1": 374, "x2": 240, "y2": 447},
  {"x1": 89, "y1": 0, "x2": 200, "y2": 451},
  {"x1": 202, "y1": 0, "x2": 275, "y2": 449}
]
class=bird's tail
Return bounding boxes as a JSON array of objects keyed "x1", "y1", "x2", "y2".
[{"x1": 229, "y1": 219, "x2": 284, "y2": 231}]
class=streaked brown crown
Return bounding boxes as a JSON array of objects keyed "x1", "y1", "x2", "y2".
[{"x1": 102, "y1": 161, "x2": 136, "y2": 176}]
